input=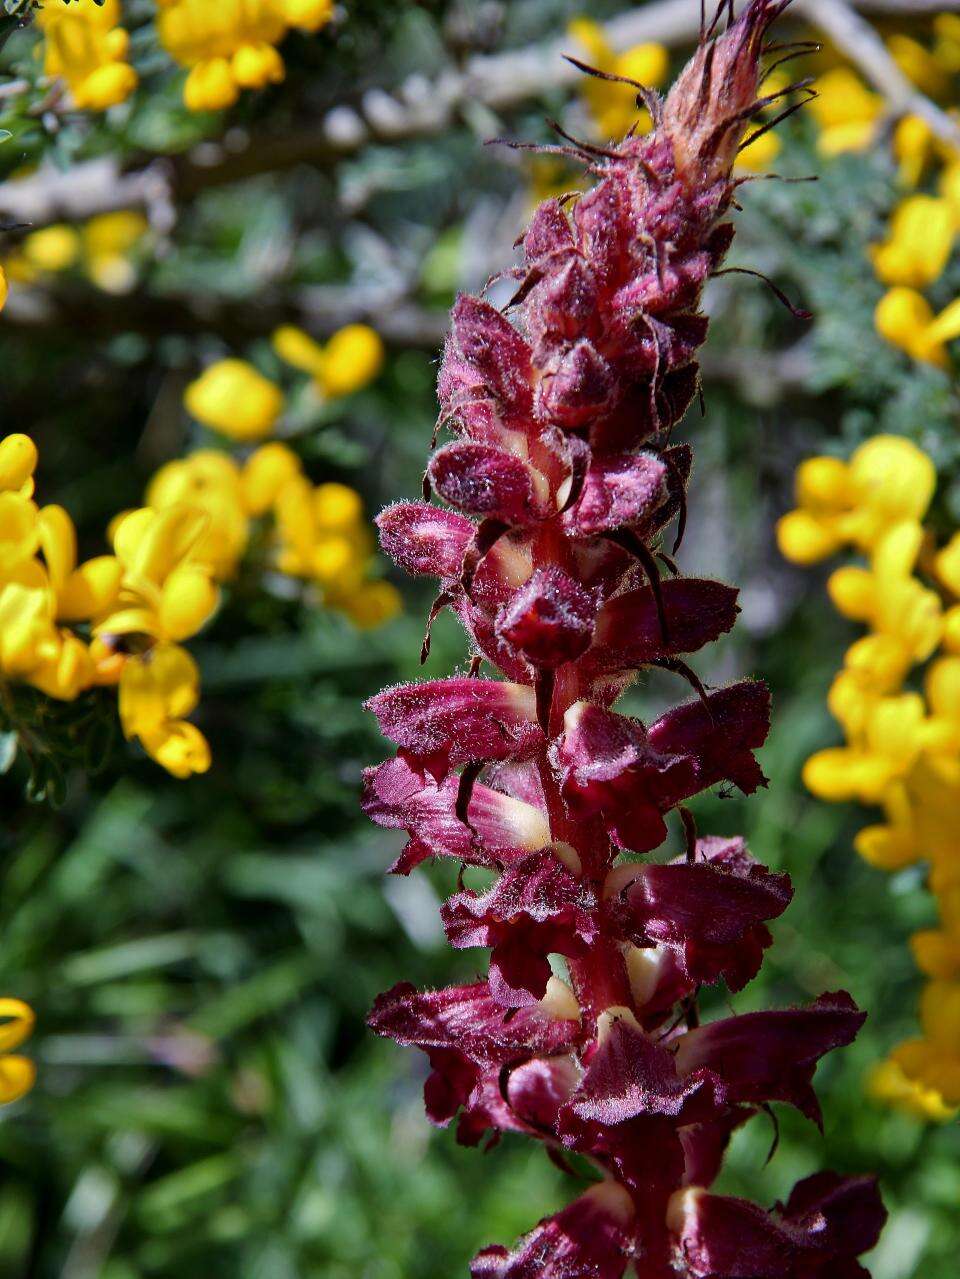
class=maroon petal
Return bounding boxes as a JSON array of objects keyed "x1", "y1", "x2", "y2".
[
  {"x1": 429, "y1": 442, "x2": 549, "y2": 525},
  {"x1": 367, "y1": 678, "x2": 541, "y2": 768},
  {"x1": 536, "y1": 338, "x2": 617, "y2": 429},
  {"x1": 369, "y1": 979, "x2": 581, "y2": 1066},
  {"x1": 589, "y1": 579, "x2": 740, "y2": 671},
  {"x1": 376, "y1": 501, "x2": 474, "y2": 579},
  {"x1": 506, "y1": 1054, "x2": 581, "y2": 1129},
  {"x1": 680, "y1": 1110, "x2": 755, "y2": 1190},
  {"x1": 442, "y1": 851, "x2": 601, "y2": 1003},
  {"x1": 612, "y1": 839, "x2": 792, "y2": 990},
  {"x1": 553, "y1": 701, "x2": 696, "y2": 852},
  {"x1": 523, "y1": 199, "x2": 576, "y2": 266},
  {"x1": 648, "y1": 681, "x2": 771, "y2": 798},
  {"x1": 669, "y1": 1170, "x2": 885, "y2": 1279},
  {"x1": 496, "y1": 568, "x2": 598, "y2": 669},
  {"x1": 446, "y1": 293, "x2": 533, "y2": 411},
  {"x1": 673, "y1": 992, "x2": 866, "y2": 1127},
  {"x1": 362, "y1": 753, "x2": 549, "y2": 873},
  {"x1": 563, "y1": 1018, "x2": 719, "y2": 1129},
  {"x1": 471, "y1": 1184, "x2": 634, "y2": 1279},
  {"x1": 563, "y1": 452, "x2": 668, "y2": 536}
]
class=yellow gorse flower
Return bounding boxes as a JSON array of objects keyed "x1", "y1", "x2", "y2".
[
  {"x1": 3, "y1": 213, "x2": 149, "y2": 296},
  {"x1": 273, "y1": 324, "x2": 385, "y2": 400},
  {"x1": 185, "y1": 359, "x2": 284, "y2": 442},
  {"x1": 776, "y1": 434, "x2": 936, "y2": 565},
  {"x1": 783, "y1": 434, "x2": 960, "y2": 1118},
  {"x1": 156, "y1": 0, "x2": 334, "y2": 112},
  {"x1": 870, "y1": 195, "x2": 955, "y2": 288},
  {"x1": 875, "y1": 287, "x2": 960, "y2": 367},
  {"x1": 807, "y1": 67, "x2": 883, "y2": 157},
  {"x1": 36, "y1": 0, "x2": 138, "y2": 111},
  {"x1": 567, "y1": 18, "x2": 668, "y2": 141},
  {"x1": 0, "y1": 999, "x2": 36, "y2": 1105}
]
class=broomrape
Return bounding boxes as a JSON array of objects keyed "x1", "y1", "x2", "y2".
[{"x1": 364, "y1": 4, "x2": 885, "y2": 1275}]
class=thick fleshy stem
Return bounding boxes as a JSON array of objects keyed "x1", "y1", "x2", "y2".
[{"x1": 365, "y1": 4, "x2": 885, "y2": 1275}]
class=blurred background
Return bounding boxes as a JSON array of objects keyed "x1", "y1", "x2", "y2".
[{"x1": 1, "y1": 1, "x2": 959, "y2": 1276}]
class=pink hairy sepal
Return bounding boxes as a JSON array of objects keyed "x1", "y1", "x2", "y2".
[{"x1": 365, "y1": 0, "x2": 884, "y2": 1273}]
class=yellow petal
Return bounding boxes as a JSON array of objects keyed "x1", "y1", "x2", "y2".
[
  {"x1": 0, "y1": 1057, "x2": 36, "y2": 1105},
  {"x1": 0, "y1": 998, "x2": 34, "y2": 1053},
  {"x1": 158, "y1": 566, "x2": 219, "y2": 641},
  {"x1": 273, "y1": 325, "x2": 327, "y2": 378},
  {"x1": 184, "y1": 58, "x2": 239, "y2": 112},
  {"x1": 775, "y1": 509, "x2": 842, "y2": 564},
  {"x1": 231, "y1": 42, "x2": 284, "y2": 90},
  {"x1": 57, "y1": 556, "x2": 123, "y2": 622},
  {"x1": 140, "y1": 721, "x2": 211, "y2": 779},
  {"x1": 240, "y1": 442, "x2": 302, "y2": 516},
  {"x1": 827, "y1": 567, "x2": 875, "y2": 621},
  {"x1": 119, "y1": 644, "x2": 201, "y2": 736},
  {"x1": 185, "y1": 359, "x2": 283, "y2": 441},
  {"x1": 22, "y1": 225, "x2": 81, "y2": 273},
  {"x1": 319, "y1": 325, "x2": 385, "y2": 398},
  {"x1": 341, "y1": 580, "x2": 403, "y2": 629},
  {"x1": 0, "y1": 434, "x2": 37, "y2": 495},
  {"x1": 38, "y1": 504, "x2": 77, "y2": 589}
]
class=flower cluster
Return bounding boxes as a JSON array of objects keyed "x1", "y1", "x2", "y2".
[
  {"x1": 804, "y1": 18, "x2": 960, "y2": 366},
  {"x1": 36, "y1": 0, "x2": 138, "y2": 111},
  {"x1": 779, "y1": 434, "x2": 960, "y2": 1119},
  {"x1": 0, "y1": 999, "x2": 35, "y2": 1106},
  {"x1": 2, "y1": 212, "x2": 149, "y2": 295},
  {"x1": 32, "y1": 0, "x2": 334, "y2": 114},
  {"x1": 0, "y1": 334, "x2": 397, "y2": 778},
  {"x1": 155, "y1": 0, "x2": 334, "y2": 112},
  {"x1": 365, "y1": 5, "x2": 885, "y2": 1274}
]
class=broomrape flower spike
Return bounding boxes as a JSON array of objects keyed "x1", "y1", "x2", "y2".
[{"x1": 364, "y1": 4, "x2": 885, "y2": 1275}]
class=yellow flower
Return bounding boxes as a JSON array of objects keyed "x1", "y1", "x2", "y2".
[
  {"x1": 870, "y1": 196, "x2": 955, "y2": 289},
  {"x1": 891, "y1": 980, "x2": 960, "y2": 1106},
  {"x1": 0, "y1": 433, "x2": 38, "y2": 499},
  {"x1": 777, "y1": 435, "x2": 936, "y2": 564},
  {"x1": 0, "y1": 999, "x2": 36, "y2": 1105},
  {"x1": 935, "y1": 532, "x2": 960, "y2": 597},
  {"x1": 807, "y1": 68, "x2": 883, "y2": 157},
  {"x1": 875, "y1": 287, "x2": 960, "y2": 366},
  {"x1": 568, "y1": 18, "x2": 668, "y2": 141},
  {"x1": 893, "y1": 115, "x2": 937, "y2": 188},
  {"x1": 157, "y1": 0, "x2": 332, "y2": 112},
  {"x1": 118, "y1": 643, "x2": 211, "y2": 778},
  {"x1": 803, "y1": 691, "x2": 930, "y2": 804},
  {"x1": 868, "y1": 1058, "x2": 957, "y2": 1122},
  {"x1": 273, "y1": 324, "x2": 385, "y2": 399},
  {"x1": 736, "y1": 128, "x2": 781, "y2": 172},
  {"x1": 827, "y1": 522, "x2": 942, "y2": 689},
  {"x1": 240, "y1": 442, "x2": 303, "y2": 516},
  {"x1": 0, "y1": 264, "x2": 7, "y2": 312},
  {"x1": 21, "y1": 225, "x2": 82, "y2": 274},
  {"x1": 98, "y1": 505, "x2": 220, "y2": 645},
  {"x1": 82, "y1": 211, "x2": 149, "y2": 293},
  {"x1": 886, "y1": 34, "x2": 951, "y2": 100},
  {"x1": 185, "y1": 359, "x2": 284, "y2": 441},
  {"x1": 342, "y1": 580, "x2": 403, "y2": 629},
  {"x1": 912, "y1": 885, "x2": 960, "y2": 981},
  {"x1": 36, "y1": 0, "x2": 138, "y2": 111},
  {"x1": 934, "y1": 13, "x2": 960, "y2": 74},
  {"x1": 147, "y1": 452, "x2": 249, "y2": 580}
]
